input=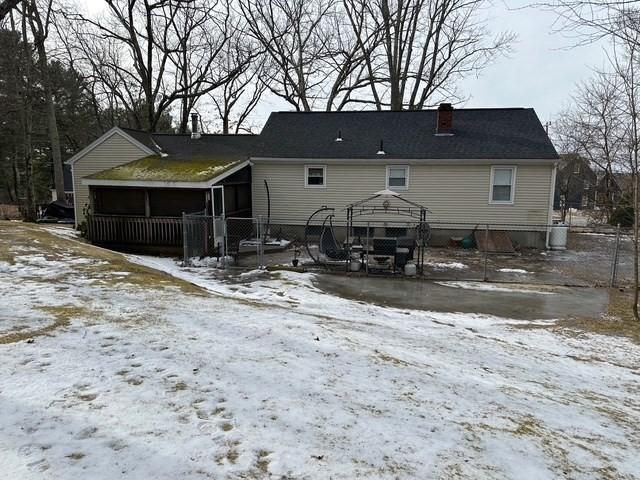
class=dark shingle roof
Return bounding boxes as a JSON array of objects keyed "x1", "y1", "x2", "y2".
[
  {"x1": 255, "y1": 108, "x2": 559, "y2": 160},
  {"x1": 119, "y1": 127, "x2": 159, "y2": 152},
  {"x1": 119, "y1": 128, "x2": 259, "y2": 161},
  {"x1": 151, "y1": 133, "x2": 259, "y2": 160}
]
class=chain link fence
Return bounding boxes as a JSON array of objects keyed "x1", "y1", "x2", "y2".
[{"x1": 183, "y1": 214, "x2": 631, "y2": 287}]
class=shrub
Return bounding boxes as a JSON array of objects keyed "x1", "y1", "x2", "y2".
[{"x1": 609, "y1": 205, "x2": 634, "y2": 228}]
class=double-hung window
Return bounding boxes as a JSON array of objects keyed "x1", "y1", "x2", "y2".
[
  {"x1": 305, "y1": 165, "x2": 326, "y2": 188},
  {"x1": 490, "y1": 166, "x2": 516, "y2": 204},
  {"x1": 386, "y1": 165, "x2": 409, "y2": 191}
]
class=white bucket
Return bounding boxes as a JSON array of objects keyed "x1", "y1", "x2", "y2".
[{"x1": 350, "y1": 260, "x2": 362, "y2": 272}]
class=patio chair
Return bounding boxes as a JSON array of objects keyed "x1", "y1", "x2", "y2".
[{"x1": 319, "y1": 215, "x2": 350, "y2": 261}]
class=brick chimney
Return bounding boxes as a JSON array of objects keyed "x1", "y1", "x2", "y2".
[
  {"x1": 436, "y1": 103, "x2": 454, "y2": 135},
  {"x1": 191, "y1": 113, "x2": 201, "y2": 139}
]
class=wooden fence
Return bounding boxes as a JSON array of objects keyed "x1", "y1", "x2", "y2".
[{"x1": 87, "y1": 215, "x2": 183, "y2": 245}]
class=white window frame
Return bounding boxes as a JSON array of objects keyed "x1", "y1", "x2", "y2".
[
  {"x1": 304, "y1": 165, "x2": 327, "y2": 189},
  {"x1": 386, "y1": 165, "x2": 410, "y2": 191},
  {"x1": 489, "y1": 166, "x2": 517, "y2": 205}
]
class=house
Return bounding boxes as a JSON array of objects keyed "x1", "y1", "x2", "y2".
[
  {"x1": 69, "y1": 105, "x2": 559, "y2": 250},
  {"x1": 553, "y1": 154, "x2": 598, "y2": 219},
  {"x1": 251, "y1": 105, "x2": 559, "y2": 248}
]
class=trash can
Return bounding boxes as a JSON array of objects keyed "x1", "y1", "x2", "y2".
[
  {"x1": 548, "y1": 223, "x2": 569, "y2": 250},
  {"x1": 395, "y1": 247, "x2": 410, "y2": 269}
]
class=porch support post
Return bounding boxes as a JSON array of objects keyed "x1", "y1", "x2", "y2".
[{"x1": 144, "y1": 190, "x2": 150, "y2": 218}]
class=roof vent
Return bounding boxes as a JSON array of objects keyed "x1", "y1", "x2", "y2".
[
  {"x1": 376, "y1": 140, "x2": 385, "y2": 155},
  {"x1": 436, "y1": 103, "x2": 454, "y2": 136},
  {"x1": 191, "y1": 112, "x2": 201, "y2": 140},
  {"x1": 335, "y1": 130, "x2": 343, "y2": 142}
]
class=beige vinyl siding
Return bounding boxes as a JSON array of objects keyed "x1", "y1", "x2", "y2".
[
  {"x1": 252, "y1": 162, "x2": 553, "y2": 226},
  {"x1": 72, "y1": 133, "x2": 150, "y2": 224}
]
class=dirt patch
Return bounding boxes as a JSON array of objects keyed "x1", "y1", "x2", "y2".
[
  {"x1": 66, "y1": 452, "x2": 85, "y2": 461},
  {"x1": 256, "y1": 450, "x2": 271, "y2": 473}
]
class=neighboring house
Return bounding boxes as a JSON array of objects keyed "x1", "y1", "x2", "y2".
[
  {"x1": 252, "y1": 105, "x2": 559, "y2": 247},
  {"x1": 553, "y1": 154, "x2": 597, "y2": 217},
  {"x1": 50, "y1": 164, "x2": 75, "y2": 205},
  {"x1": 69, "y1": 105, "x2": 559, "y2": 250}
]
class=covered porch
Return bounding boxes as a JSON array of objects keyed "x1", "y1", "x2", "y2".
[{"x1": 82, "y1": 154, "x2": 252, "y2": 250}]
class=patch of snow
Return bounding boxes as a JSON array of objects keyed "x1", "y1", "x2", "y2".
[
  {"x1": 498, "y1": 268, "x2": 530, "y2": 274},
  {"x1": 240, "y1": 238, "x2": 291, "y2": 248},
  {"x1": 42, "y1": 226, "x2": 80, "y2": 239},
  {"x1": 436, "y1": 281, "x2": 556, "y2": 295},
  {"x1": 426, "y1": 261, "x2": 468, "y2": 270}
]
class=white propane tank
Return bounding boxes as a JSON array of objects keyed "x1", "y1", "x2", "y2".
[
  {"x1": 548, "y1": 223, "x2": 569, "y2": 250},
  {"x1": 404, "y1": 263, "x2": 417, "y2": 276}
]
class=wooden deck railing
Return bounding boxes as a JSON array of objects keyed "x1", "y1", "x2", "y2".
[{"x1": 87, "y1": 215, "x2": 183, "y2": 246}]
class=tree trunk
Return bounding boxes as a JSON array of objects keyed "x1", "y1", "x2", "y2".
[
  {"x1": 43, "y1": 68, "x2": 65, "y2": 203},
  {"x1": 28, "y1": 0, "x2": 65, "y2": 204},
  {"x1": 633, "y1": 170, "x2": 639, "y2": 320},
  {"x1": 11, "y1": 155, "x2": 20, "y2": 202},
  {"x1": 222, "y1": 114, "x2": 229, "y2": 135},
  {"x1": 20, "y1": 5, "x2": 36, "y2": 221}
]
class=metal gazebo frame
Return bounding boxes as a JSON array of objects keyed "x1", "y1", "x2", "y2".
[{"x1": 344, "y1": 189, "x2": 430, "y2": 273}]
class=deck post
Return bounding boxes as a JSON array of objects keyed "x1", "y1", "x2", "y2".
[
  {"x1": 483, "y1": 224, "x2": 489, "y2": 282},
  {"x1": 182, "y1": 212, "x2": 188, "y2": 266}
]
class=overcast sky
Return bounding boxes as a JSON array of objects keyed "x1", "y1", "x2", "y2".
[{"x1": 84, "y1": 0, "x2": 606, "y2": 128}]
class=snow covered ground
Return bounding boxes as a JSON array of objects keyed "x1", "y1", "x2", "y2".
[{"x1": 1, "y1": 223, "x2": 640, "y2": 479}]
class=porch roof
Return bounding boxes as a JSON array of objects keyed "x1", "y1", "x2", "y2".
[{"x1": 85, "y1": 155, "x2": 244, "y2": 183}]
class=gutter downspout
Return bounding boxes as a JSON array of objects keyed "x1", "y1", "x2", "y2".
[{"x1": 546, "y1": 163, "x2": 558, "y2": 249}]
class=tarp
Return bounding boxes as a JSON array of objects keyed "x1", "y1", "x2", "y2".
[{"x1": 40, "y1": 200, "x2": 74, "y2": 221}]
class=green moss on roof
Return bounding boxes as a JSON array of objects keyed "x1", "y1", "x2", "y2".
[{"x1": 86, "y1": 155, "x2": 243, "y2": 182}]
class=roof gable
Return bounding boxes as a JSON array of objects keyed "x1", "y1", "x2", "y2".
[{"x1": 66, "y1": 127, "x2": 156, "y2": 165}]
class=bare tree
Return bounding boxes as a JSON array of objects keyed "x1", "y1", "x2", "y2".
[
  {"x1": 554, "y1": 72, "x2": 627, "y2": 218},
  {"x1": 239, "y1": 0, "x2": 337, "y2": 111},
  {"x1": 208, "y1": 41, "x2": 268, "y2": 133},
  {"x1": 345, "y1": 0, "x2": 515, "y2": 110},
  {"x1": 239, "y1": 0, "x2": 376, "y2": 111},
  {"x1": 543, "y1": 0, "x2": 640, "y2": 320},
  {"x1": 0, "y1": 0, "x2": 20, "y2": 21},
  {"x1": 537, "y1": 1, "x2": 640, "y2": 45},
  {"x1": 65, "y1": 0, "x2": 237, "y2": 132},
  {"x1": 608, "y1": 12, "x2": 640, "y2": 319}
]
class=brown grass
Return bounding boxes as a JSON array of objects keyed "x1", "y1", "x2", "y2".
[
  {"x1": 553, "y1": 289, "x2": 640, "y2": 344},
  {"x1": 0, "y1": 221, "x2": 206, "y2": 296},
  {"x1": 513, "y1": 288, "x2": 640, "y2": 345},
  {"x1": 0, "y1": 305, "x2": 89, "y2": 345}
]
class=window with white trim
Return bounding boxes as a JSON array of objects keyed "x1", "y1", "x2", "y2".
[
  {"x1": 305, "y1": 165, "x2": 326, "y2": 188},
  {"x1": 490, "y1": 166, "x2": 516, "y2": 204},
  {"x1": 386, "y1": 165, "x2": 409, "y2": 191}
]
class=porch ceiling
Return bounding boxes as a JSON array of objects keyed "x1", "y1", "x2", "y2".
[{"x1": 85, "y1": 155, "x2": 244, "y2": 183}]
